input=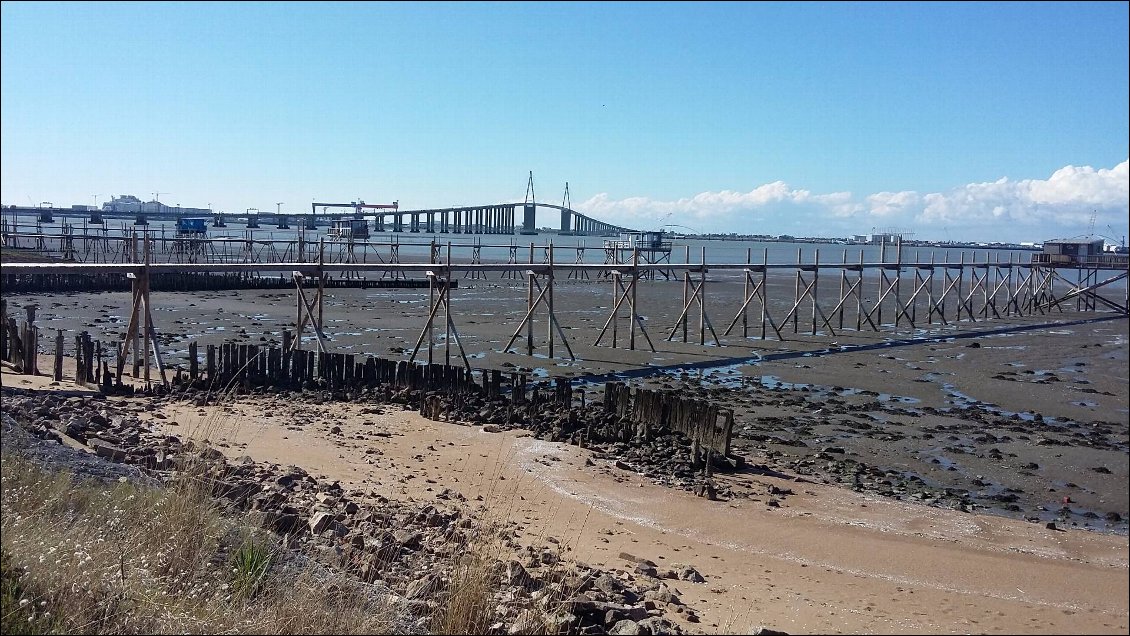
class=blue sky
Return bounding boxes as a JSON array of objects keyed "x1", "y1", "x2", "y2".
[{"x1": 2, "y1": 1, "x2": 1127, "y2": 243}]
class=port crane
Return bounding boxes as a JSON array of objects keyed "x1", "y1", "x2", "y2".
[
  {"x1": 1101, "y1": 224, "x2": 1128, "y2": 254},
  {"x1": 310, "y1": 200, "x2": 399, "y2": 217}
]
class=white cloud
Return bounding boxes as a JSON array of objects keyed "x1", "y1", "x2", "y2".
[{"x1": 575, "y1": 160, "x2": 1129, "y2": 242}]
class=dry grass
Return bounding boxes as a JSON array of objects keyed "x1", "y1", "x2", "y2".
[
  {"x1": 0, "y1": 365, "x2": 413, "y2": 634},
  {"x1": 0, "y1": 452, "x2": 408, "y2": 634}
]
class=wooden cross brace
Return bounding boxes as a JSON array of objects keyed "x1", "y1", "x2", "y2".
[
  {"x1": 778, "y1": 270, "x2": 838, "y2": 336},
  {"x1": 594, "y1": 271, "x2": 656, "y2": 352},
  {"x1": 408, "y1": 272, "x2": 474, "y2": 372},
  {"x1": 666, "y1": 270, "x2": 721, "y2": 345},
  {"x1": 115, "y1": 269, "x2": 168, "y2": 387},
  {"x1": 503, "y1": 270, "x2": 576, "y2": 360},
  {"x1": 723, "y1": 269, "x2": 784, "y2": 340},
  {"x1": 293, "y1": 272, "x2": 329, "y2": 352}
]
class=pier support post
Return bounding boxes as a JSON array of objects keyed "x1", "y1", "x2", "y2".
[
  {"x1": 114, "y1": 236, "x2": 168, "y2": 387},
  {"x1": 503, "y1": 261, "x2": 576, "y2": 360},
  {"x1": 666, "y1": 247, "x2": 720, "y2": 346},
  {"x1": 292, "y1": 272, "x2": 328, "y2": 353}
]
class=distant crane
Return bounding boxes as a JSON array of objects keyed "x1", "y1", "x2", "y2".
[
  {"x1": 662, "y1": 223, "x2": 700, "y2": 235},
  {"x1": 1088, "y1": 211, "x2": 1097, "y2": 237},
  {"x1": 1101, "y1": 224, "x2": 1128, "y2": 254},
  {"x1": 152, "y1": 191, "x2": 169, "y2": 212}
]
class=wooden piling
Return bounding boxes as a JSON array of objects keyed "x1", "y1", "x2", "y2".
[{"x1": 53, "y1": 329, "x2": 63, "y2": 381}]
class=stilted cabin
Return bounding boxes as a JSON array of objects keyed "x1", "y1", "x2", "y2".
[
  {"x1": 328, "y1": 218, "x2": 369, "y2": 240},
  {"x1": 1033, "y1": 238, "x2": 1129, "y2": 268},
  {"x1": 603, "y1": 230, "x2": 673, "y2": 253},
  {"x1": 175, "y1": 217, "x2": 209, "y2": 237},
  {"x1": 602, "y1": 230, "x2": 676, "y2": 279}
]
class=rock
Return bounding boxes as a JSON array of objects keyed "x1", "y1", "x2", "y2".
[
  {"x1": 618, "y1": 552, "x2": 657, "y2": 567},
  {"x1": 483, "y1": 424, "x2": 501, "y2": 433},
  {"x1": 394, "y1": 529, "x2": 423, "y2": 550},
  {"x1": 643, "y1": 588, "x2": 681, "y2": 605},
  {"x1": 750, "y1": 627, "x2": 790, "y2": 635},
  {"x1": 509, "y1": 610, "x2": 542, "y2": 635},
  {"x1": 198, "y1": 446, "x2": 226, "y2": 462},
  {"x1": 563, "y1": 593, "x2": 602, "y2": 616},
  {"x1": 672, "y1": 564, "x2": 705, "y2": 583},
  {"x1": 638, "y1": 616, "x2": 682, "y2": 635},
  {"x1": 262, "y1": 511, "x2": 302, "y2": 535},
  {"x1": 88, "y1": 438, "x2": 127, "y2": 462},
  {"x1": 505, "y1": 559, "x2": 535, "y2": 590},
  {"x1": 405, "y1": 573, "x2": 442, "y2": 600},
  {"x1": 309, "y1": 511, "x2": 335, "y2": 535},
  {"x1": 213, "y1": 479, "x2": 262, "y2": 507},
  {"x1": 594, "y1": 573, "x2": 624, "y2": 596},
  {"x1": 544, "y1": 611, "x2": 577, "y2": 633},
  {"x1": 634, "y1": 562, "x2": 658, "y2": 578},
  {"x1": 609, "y1": 619, "x2": 642, "y2": 635}
]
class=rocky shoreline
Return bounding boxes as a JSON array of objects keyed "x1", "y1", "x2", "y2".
[{"x1": 1, "y1": 384, "x2": 746, "y2": 636}]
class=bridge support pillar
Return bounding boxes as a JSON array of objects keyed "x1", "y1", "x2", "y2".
[
  {"x1": 522, "y1": 204, "x2": 536, "y2": 234},
  {"x1": 560, "y1": 209, "x2": 572, "y2": 234}
]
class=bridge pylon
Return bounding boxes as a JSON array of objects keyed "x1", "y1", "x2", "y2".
[{"x1": 521, "y1": 171, "x2": 538, "y2": 234}]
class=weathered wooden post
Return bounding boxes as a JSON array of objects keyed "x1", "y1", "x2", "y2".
[
  {"x1": 0, "y1": 299, "x2": 7, "y2": 362},
  {"x1": 74, "y1": 333, "x2": 86, "y2": 384},
  {"x1": 22, "y1": 304, "x2": 38, "y2": 375},
  {"x1": 188, "y1": 341, "x2": 198, "y2": 382},
  {"x1": 206, "y1": 344, "x2": 216, "y2": 384},
  {"x1": 53, "y1": 329, "x2": 64, "y2": 381}
]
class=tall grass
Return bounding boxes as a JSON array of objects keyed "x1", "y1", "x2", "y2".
[{"x1": 0, "y1": 452, "x2": 407, "y2": 634}]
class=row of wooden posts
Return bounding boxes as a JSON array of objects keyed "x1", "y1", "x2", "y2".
[
  {"x1": 1, "y1": 300, "x2": 39, "y2": 376},
  {"x1": 4, "y1": 311, "x2": 736, "y2": 466},
  {"x1": 603, "y1": 381, "x2": 734, "y2": 456},
  {"x1": 179, "y1": 342, "x2": 738, "y2": 468},
  {"x1": 4, "y1": 290, "x2": 738, "y2": 467}
]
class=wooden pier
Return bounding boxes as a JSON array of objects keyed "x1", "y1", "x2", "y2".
[{"x1": 2, "y1": 232, "x2": 1126, "y2": 392}]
